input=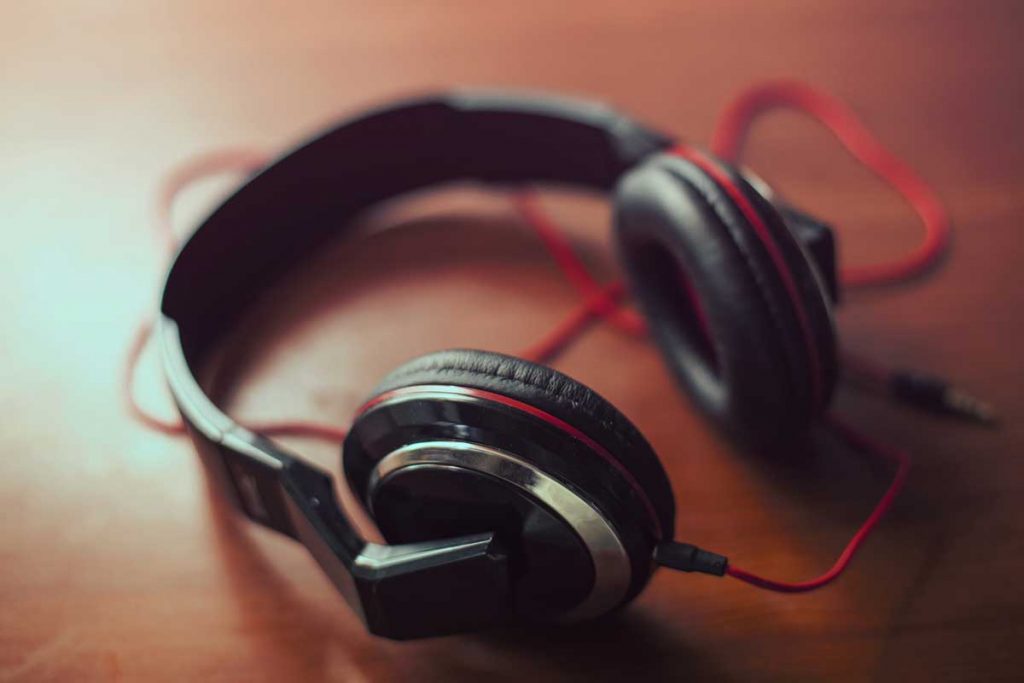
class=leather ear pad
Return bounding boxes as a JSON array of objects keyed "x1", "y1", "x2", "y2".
[
  {"x1": 371, "y1": 349, "x2": 676, "y2": 538},
  {"x1": 613, "y1": 153, "x2": 836, "y2": 447}
]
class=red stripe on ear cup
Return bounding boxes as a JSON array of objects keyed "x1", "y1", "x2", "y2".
[
  {"x1": 356, "y1": 385, "x2": 665, "y2": 539},
  {"x1": 676, "y1": 269, "x2": 718, "y2": 371},
  {"x1": 671, "y1": 145, "x2": 825, "y2": 409}
]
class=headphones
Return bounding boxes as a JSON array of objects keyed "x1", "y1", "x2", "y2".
[{"x1": 156, "y1": 89, "x2": 929, "y2": 639}]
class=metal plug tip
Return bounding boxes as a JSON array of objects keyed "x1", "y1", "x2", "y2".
[{"x1": 944, "y1": 389, "x2": 999, "y2": 425}]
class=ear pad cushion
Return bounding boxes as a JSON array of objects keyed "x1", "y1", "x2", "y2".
[
  {"x1": 370, "y1": 349, "x2": 676, "y2": 539},
  {"x1": 613, "y1": 152, "x2": 837, "y2": 447}
]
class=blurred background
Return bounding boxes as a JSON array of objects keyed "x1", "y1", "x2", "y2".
[{"x1": 2, "y1": 2, "x2": 1022, "y2": 681}]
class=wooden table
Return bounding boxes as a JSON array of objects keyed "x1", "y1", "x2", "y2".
[{"x1": 3, "y1": 2, "x2": 1022, "y2": 680}]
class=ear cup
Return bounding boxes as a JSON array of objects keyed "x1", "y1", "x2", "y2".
[
  {"x1": 343, "y1": 349, "x2": 675, "y2": 619},
  {"x1": 613, "y1": 151, "x2": 837, "y2": 447},
  {"x1": 371, "y1": 349, "x2": 676, "y2": 533}
]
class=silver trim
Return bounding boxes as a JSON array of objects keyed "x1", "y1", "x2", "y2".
[
  {"x1": 161, "y1": 317, "x2": 283, "y2": 469},
  {"x1": 738, "y1": 166, "x2": 778, "y2": 203},
  {"x1": 360, "y1": 385, "x2": 500, "y2": 414},
  {"x1": 354, "y1": 532, "x2": 494, "y2": 571},
  {"x1": 369, "y1": 440, "x2": 631, "y2": 620},
  {"x1": 158, "y1": 316, "x2": 234, "y2": 440}
]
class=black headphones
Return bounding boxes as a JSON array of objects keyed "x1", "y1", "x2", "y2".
[{"x1": 160, "y1": 90, "x2": 850, "y2": 639}]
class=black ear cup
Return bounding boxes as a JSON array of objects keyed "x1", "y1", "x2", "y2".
[
  {"x1": 342, "y1": 349, "x2": 674, "y2": 620},
  {"x1": 613, "y1": 151, "x2": 837, "y2": 447}
]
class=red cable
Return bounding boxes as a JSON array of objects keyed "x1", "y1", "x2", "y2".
[
  {"x1": 510, "y1": 82, "x2": 933, "y2": 593},
  {"x1": 518, "y1": 281, "x2": 628, "y2": 364},
  {"x1": 513, "y1": 192, "x2": 646, "y2": 336},
  {"x1": 710, "y1": 79, "x2": 950, "y2": 287},
  {"x1": 153, "y1": 148, "x2": 270, "y2": 257},
  {"x1": 522, "y1": 195, "x2": 914, "y2": 591},
  {"x1": 700, "y1": 82, "x2": 935, "y2": 590},
  {"x1": 724, "y1": 414, "x2": 911, "y2": 593}
]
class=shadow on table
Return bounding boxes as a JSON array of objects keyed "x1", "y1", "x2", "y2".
[{"x1": 201, "y1": 469, "x2": 731, "y2": 681}]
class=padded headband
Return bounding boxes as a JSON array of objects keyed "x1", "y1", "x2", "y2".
[{"x1": 161, "y1": 91, "x2": 673, "y2": 373}]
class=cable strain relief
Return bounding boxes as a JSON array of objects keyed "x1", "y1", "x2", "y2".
[{"x1": 654, "y1": 542, "x2": 728, "y2": 576}]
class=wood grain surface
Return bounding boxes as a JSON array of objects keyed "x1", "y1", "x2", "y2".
[{"x1": 2, "y1": 2, "x2": 1023, "y2": 681}]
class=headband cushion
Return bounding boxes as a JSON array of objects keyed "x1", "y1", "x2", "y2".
[
  {"x1": 613, "y1": 152, "x2": 836, "y2": 447},
  {"x1": 369, "y1": 349, "x2": 676, "y2": 539}
]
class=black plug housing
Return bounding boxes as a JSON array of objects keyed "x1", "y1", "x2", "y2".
[
  {"x1": 654, "y1": 542, "x2": 728, "y2": 576},
  {"x1": 889, "y1": 371, "x2": 997, "y2": 424}
]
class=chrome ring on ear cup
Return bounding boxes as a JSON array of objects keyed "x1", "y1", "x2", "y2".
[
  {"x1": 368, "y1": 440, "x2": 632, "y2": 620},
  {"x1": 363, "y1": 350, "x2": 676, "y2": 537},
  {"x1": 354, "y1": 383, "x2": 665, "y2": 538}
]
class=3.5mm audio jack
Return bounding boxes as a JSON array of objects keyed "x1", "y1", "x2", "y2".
[
  {"x1": 889, "y1": 371, "x2": 998, "y2": 425},
  {"x1": 843, "y1": 353, "x2": 997, "y2": 425}
]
